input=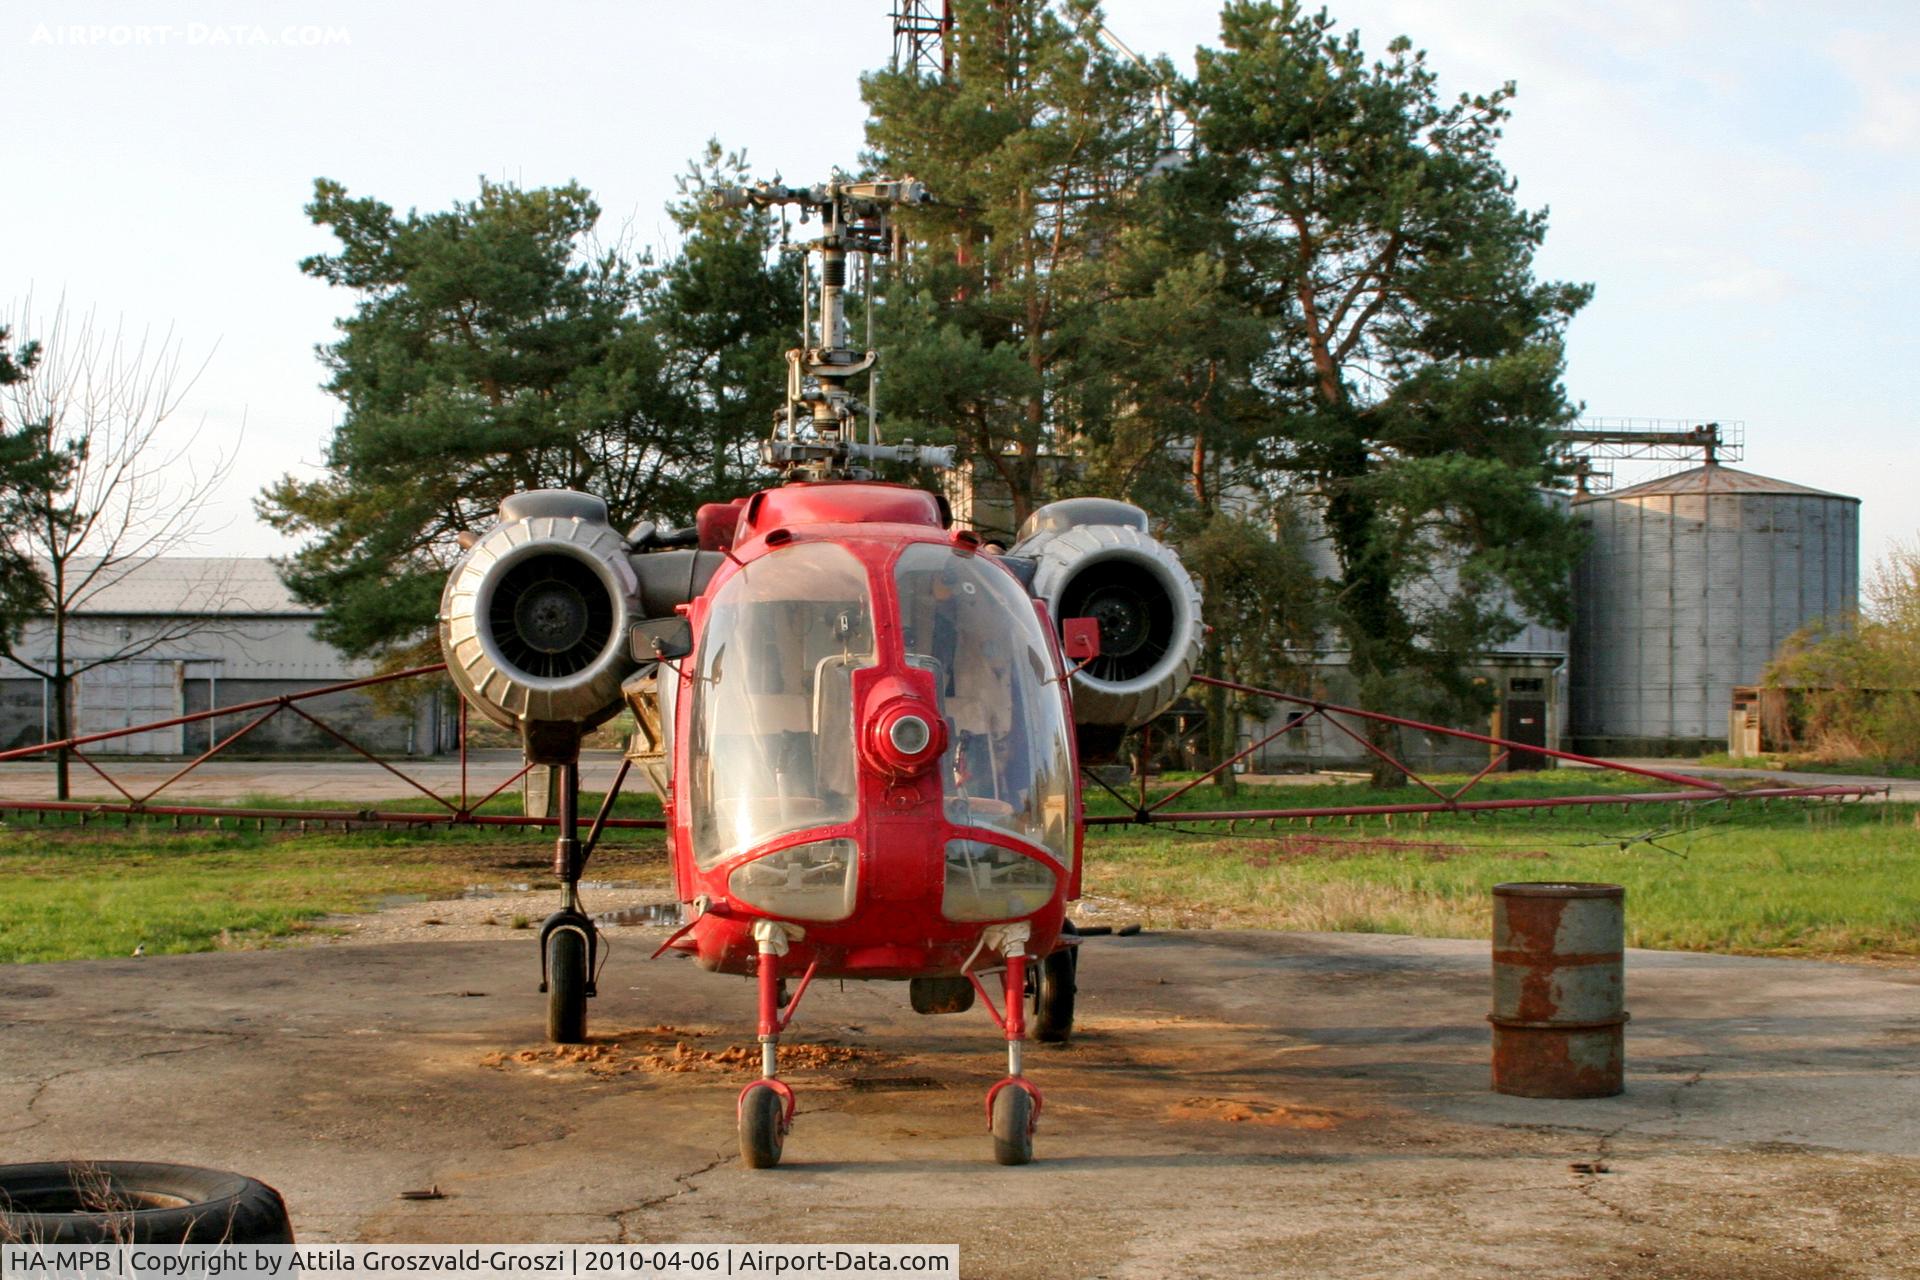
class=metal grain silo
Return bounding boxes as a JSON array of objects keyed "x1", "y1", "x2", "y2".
[{"x1": 1569, "y1": 464, "x2": 1858, "y2": 754}]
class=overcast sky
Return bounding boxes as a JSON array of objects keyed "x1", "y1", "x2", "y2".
[{"x1": 8, "y1": 0, "x2": 1915, "y2": 566}]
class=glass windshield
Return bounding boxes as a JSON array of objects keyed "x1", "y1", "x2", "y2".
[
  {"x1": 689, "y1": 542, "x2": 875, "y2": 867},
  {"x1": 894, "y1": 544, "x2": 1074, "y2": 865}
]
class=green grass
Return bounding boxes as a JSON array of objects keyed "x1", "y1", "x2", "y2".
[
  {"x1": 0, "y1": 790, "x2": 667, "y2": 964},
  {"x1": 4, "y1": 775, "x2": 1915, "y2": 965},
  {"x1": 1695, "y1": 751, "x2": 1920, "y2": 780},
  {"x1": 1084, "y1": 773, "x2": 1920, "y2": 961}
]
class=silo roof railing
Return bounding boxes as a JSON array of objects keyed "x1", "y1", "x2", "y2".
[{"x1": 1577, "y1": 463, "x2": 1859, "y2": 504}]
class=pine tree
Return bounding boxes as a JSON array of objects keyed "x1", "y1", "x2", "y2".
[
  {"x1": 862, "y1": 0, "x2": 1171, "y2": 526},
  {"x1": 1190, "y1": 1, "x2": 1591, "y2": 781},
  {"x1": 261, "y1": 157, "x2": 796, "y2": 660},
  {"x1": 652, "y1": 142, "x2": 802, "y2": 510}
]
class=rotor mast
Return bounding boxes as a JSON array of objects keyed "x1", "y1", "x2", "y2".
[{"x1": 713, "y1": 177, "x2": 954, "y2": 482}]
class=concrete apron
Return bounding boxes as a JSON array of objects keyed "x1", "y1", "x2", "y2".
[{"x1": 3, "y1": 932, "x2": 1916, "y2": 1279}]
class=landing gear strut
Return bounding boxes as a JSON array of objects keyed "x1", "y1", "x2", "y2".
[
  {"x1": 738, "y1": 921, "x2": 817, "y2": 1169},
  {"x1": 968, "y1": 924, "x2": 1043, "y2": 1166},
  {"x1": 536, "y1": 759, "x2": 630, "y2": 1045}
]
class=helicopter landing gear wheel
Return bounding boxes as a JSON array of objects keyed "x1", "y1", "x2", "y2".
[
  {"x1": 975, "y1": 938, "x2": 1043, "y2": 1165},
  {"x1": 545, "y1": 926, "x2": 589, "y2": 1045},
  {"x1": 541, "y1": 762, "x2": 595, "y2": 1046},
  {"x1": 1033, "y1": 929, "x2": 1077, "y2": 1043},
  {"x1": 740, "y1": 923, "x2": 816, "y2": 1170},
  {"x1": 738, "y1": 1080, "x2": 791, "y2": 1170},
  {"x1": 988, "y1": 1079, "x2": 1038, "y2": 1166}
]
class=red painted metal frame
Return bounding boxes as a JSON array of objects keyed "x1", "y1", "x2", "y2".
[
  {"x1": 984, "y1": 1074, "x2": 1043, "y2": 1129},
  {"x1": 1087, "y1": 673, "x2": 1882, "y2": 826},
  {"x1": 968, "y1": 950, "x2": 1044, "y2": 1130},
  {"x1": 0, "y1": 661, "x2": 666, "y2": 831},
  {"x1": 737, "y1": 1077, "x2": 798, "y2": 1131},
  {"x1": 757, "y1": 956, "x2": 821, "y2": 1041},
  {"x1": 0, "y1": 664, "x2": 445, "y2": 760}
]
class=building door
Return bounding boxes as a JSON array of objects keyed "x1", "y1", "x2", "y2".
[
  {"x1": 75, "y1": 661, "x2": 185, "y2": 755},
  {"x1": 1505, "y1": 698, "x2": 1548, "y2": 771}
]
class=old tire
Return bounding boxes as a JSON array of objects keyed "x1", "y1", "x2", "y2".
[
  {"x1": 990, "y1": 1087, "x2": 1035, "y2": 1166},
  {"x1": 739, "y1": 1084, "x2": 786, "y2": 1170},
  {"x1": 547, "y1": 928, "x2": 589, "y2": 1045},
  {"x1": 0, "y1": 1161, "x2": 293, "y2": 1243}
]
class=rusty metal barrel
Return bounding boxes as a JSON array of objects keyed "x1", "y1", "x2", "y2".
[{"x1": 1489, "y1": 882, "x2": 1627, "y2": 1098}]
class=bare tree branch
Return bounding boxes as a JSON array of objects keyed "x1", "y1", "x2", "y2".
[{"x1": 0, "y1": 295, "x2": 239, "y2": 796}]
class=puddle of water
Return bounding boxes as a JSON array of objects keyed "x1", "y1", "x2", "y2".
[
  {"x1": 595, "y1": 902, "x2": 683, "y2": 927},
  {"x1": 373, "y1": 893, "x2": 432, "y2": 909}
]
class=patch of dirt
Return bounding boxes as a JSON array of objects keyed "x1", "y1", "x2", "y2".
[
  {"x1": 319, "y1": 880, "x2": 1156, "y2": 946},
  {"x1": 1065, "y1": 893, "x2": 1145, "y2": 927},
  {"x1": 1166, "y1": 1095, "x2": 1355, "y2": 1129},
  {"x1": 480, "y1": 1024, "x2": 893, "y2": 1079},
  {"x1": 1077, "y1": 1014, "x2": 1266, "y2": 1033}
]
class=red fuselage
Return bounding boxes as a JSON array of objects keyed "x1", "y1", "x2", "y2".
[{"x1": 664, "y1": 482, "x2": 1081, "y2": 978}]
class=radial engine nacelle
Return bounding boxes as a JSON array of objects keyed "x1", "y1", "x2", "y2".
[
  {"x1": 439, "y1": 490, "x2": 717, "y2": 763},
  {"x1": 1005, "y1": 498, "x2": 1205, "y2": 760}
]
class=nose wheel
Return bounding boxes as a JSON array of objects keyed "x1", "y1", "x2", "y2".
[
  {"x1": 988, "y1": 1077, "x2": 1039, "y2": 1166},
  {"x1": 968, "y1": 925, "x2": 1045, "y2": 1166},
  {"x1": 738, "y1": 1079, "x2": 793, "y2": 1169},
  {"x1": 738, "y1": 923, "x2": 818, "y2": 1169}
]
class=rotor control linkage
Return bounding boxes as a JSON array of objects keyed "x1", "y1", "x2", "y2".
[{"x1": 712, "y1": 176, "x2": 950, "y2": 482}]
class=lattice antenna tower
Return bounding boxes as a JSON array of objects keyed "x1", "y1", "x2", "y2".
[{"x1": 892, "y1": 1, "x2": 954, "y2": 79}]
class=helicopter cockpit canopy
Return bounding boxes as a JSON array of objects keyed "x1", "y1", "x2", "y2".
[
  {"x1": 689, "y1": 542, "x2": 875, "y2": 869},
  {"x1": 892, "y1": 543, "x2": 1073, "y2": 865},
  {"x1": 685, "y1": 537, "x2": 1075, "y2": 924}
]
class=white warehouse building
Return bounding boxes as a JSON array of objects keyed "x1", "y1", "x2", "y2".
[{"x1": 0, "y1": 558, "x2": 454, "y2": 756}]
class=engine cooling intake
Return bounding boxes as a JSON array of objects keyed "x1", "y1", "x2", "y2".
[
  {"x1": 439, "y1": 490, "x2": 639, "y2": 756},
  {"x1": 1008, "y1": 498, "x2": 1204, "y2": 732}
]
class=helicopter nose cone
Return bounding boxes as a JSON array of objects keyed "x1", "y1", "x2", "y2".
[
  {"x1": 865, "y1": 698, "x2": 946, "y2": 779},
  {"x1": 888, "y1": 713, "x2": 932, "y2": 755}
]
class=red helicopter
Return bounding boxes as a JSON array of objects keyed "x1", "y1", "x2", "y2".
[
  {"x1": 437, "y1": 179, "x2": 1205, "y2": 1168},
  {"x1": 430, "y1": 176, "x2": 1868, "y2": 1171}
]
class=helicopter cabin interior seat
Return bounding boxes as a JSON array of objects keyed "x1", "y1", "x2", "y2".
[
  {"x1": 941, "y1": 639, "x2": 1018, "y2": 820},
  {"x1": 715, "y1": 688, "x2": 821, "y2": 826}
]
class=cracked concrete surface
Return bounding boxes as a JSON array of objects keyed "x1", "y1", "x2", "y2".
[{"x1": 2, "y1": 932, "x2": 1916, "y2": 1277}]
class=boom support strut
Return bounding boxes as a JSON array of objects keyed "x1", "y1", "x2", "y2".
[{"x1": 1091, "y1": 674, "x2": 1882, "y2": 826}]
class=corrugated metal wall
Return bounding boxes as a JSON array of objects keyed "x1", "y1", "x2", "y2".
[{"x1": 1571, "y1": 487, "x2": 1858, "y2": 747}]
